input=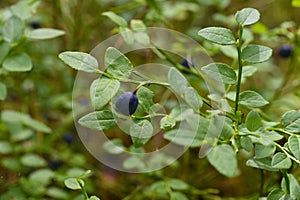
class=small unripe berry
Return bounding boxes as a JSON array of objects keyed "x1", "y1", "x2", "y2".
[
  {"x1": 115, "y1": 92, "x2": 138, "y2": 116},
  {"x1": 181, "y1": 57, "x2": 195, "y2": 68},
  {"x1": 278, "y1": 44, "x2": 293, "y2": 58}
]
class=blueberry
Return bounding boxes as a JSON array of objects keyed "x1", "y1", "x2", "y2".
[
  {"x1": 278, "y1": 44, "x2": 293, "y2": 58},
  {"x1": 48, "y1": 159, "x2": 63, "y2": 170},
  {"x1": 181, "y1": 57, "x2": 195, "y2": 68},
  {"x1": 29, "y1": 21, "x2": 41, "y2": 29},
  {"x1": 63, "y1": 133, "x2": 75, "y2": 144},
  {"x1": 115, "y1": 92, "x2": 138, "y2": 116}
]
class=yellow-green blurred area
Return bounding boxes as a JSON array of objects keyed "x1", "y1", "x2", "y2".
[{"x1": 0, "y1": 0, "x2": 300, "y2": 200}]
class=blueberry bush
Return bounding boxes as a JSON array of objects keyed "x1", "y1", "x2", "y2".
[{"x1": 1, "y1": 0, "x2": 300, "y2": 200}]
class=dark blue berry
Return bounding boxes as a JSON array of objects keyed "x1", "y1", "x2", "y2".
[
  {"x1": 115, "y1": 92, "x2": 138, "y2": 116},
  {"x1": 29, "y1": 21, "x2": 41, "y2": 29},
  {"x1": 48, "y1": 159, "x2": 63, "y2": 170},
  {"x1": 278, "y1": 44, "x2": 293, "y2": 58},
  {"x1": 181, "y1": 57, "x2": 195, "y2": 68},
  {"x1": 63, "y1": 133, "x2": 75, "y2": 144}
]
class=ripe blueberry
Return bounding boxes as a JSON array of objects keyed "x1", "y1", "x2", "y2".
[
  {"x1": 278, "y1": 44, "x2": 293, "y2": 58},
  {"x1": 63, "y1": 133, "x2": 75, "y2": 144},
  {"x1": 48, "y1": 158, "x2": 63, "y2": 170},
  {"x1": 181, "y1": 57, "x2": 195, "y2": 68},
  {"x1": 29, "y1": 21, "x2": 41, "y2": 29},
  {"x1": 115, "y1": 92, "x2": 138, "y2": 116}
]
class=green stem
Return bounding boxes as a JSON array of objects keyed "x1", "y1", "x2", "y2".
[
  {"x1": 267, "y1": 127, "x2": 294, "y2": 136},
  {"x1": 259, "y1": 169, "x2": 264, "y2": 196},
  {"x1": 274, "y1": 142, "x2": 300, "y2": 164},
  {"x1": 234, "y1": 24, "x2": 244, "y2": 119},
  {"x1": 77, "y1": 178, "x2": 89, "y2": 200},
  {"x1": 281, "y1": 169, "x2": 290, "y2": 194}
]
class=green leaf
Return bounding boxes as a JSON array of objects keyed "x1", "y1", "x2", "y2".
[
  {"x1": 90, "y1": 196, "x2": 101, "y2": 200},
  {"x1": 29, "y1": 169, "x2": 54, "y2": 186},
  {"x1": 0, "y1": 42, "x2": 11, "y2": 63},
  {"x1": 103, "y1": 139, "x2": 125, "y2": 154},
  {"x1": 78, "y1": 110, "x2": 116, "y2": 131},
  {"x1": 255, "y1": 144, "x2": 275, "y2": 159},
  {"x1": 0, "y1": 82, "x2": 7, "y2": 100},
  {"x1": 169, "y1": 179, "x2": 189, "y2": 190},
  {"x1": 201, "y1": 63, "x2": 236, "y2": 84},
  {"x1": 136, "y1": 86, "x2": 154, "y2": 113},
  {"x1": 267, "y1": 188, "x2": 285, "y2": 200},
  {"x1": 20, "y1": 153, "x2": 47, "y2": 167},
  {"x1": 1, "y1": 110, "x2": 51, "y2": 133},
  {"x1": 119, "y1": 26, "x2": 134, "y2": 44},
  {"x1": 164, "y1": 129, "x2": 202, "y2": 148},
  {"x1": 105, "y1": 47, "x2": 133, "y2": 78},
  {"x1": 3, "y1": 53, "x2": 32, "y2": 72},
  {"x1": 207, "y1": 144, "x2": 238, "y2": 177},
  {"x1": 46, "y1": 187, "x2": 68, "y2": 199},
  {"x1": 239, "y1": 90, "x2": 269, "y2": 108},
  {"x1": 123, "y1": 156, "x2": 146, "y2": 170},
  {"x1": 64, "y1": 178, "x2": 82, "y2": 190},
  {"x1": 183, "y1": 87, "x2": 203, "y2": 110},
  {"x1": 235, "y1": 8, "x2": 260, "y2": 25},
  {"x1": 27, "y1": 28, "x2": 65, "y2": 40},
  {"x1": 160, "y1": 115, "x2": 176, "y2": 131},
  {"x1": 90, "y1": 78, "x2": 120, "y2": 110},
  {"x1": 173, "y1": 192, "x2": 189, "y2": 200},
  {"x1": 242, "y1": 45, "x2": 272, "y2": 63},
  {"x1": 168, "y1": 67, "x2": 188, "y2": 95},
  {"x1": 58, "y1": 51, "x2": 99, "y2": 72},
  {"x1": 281, "y1": 110, "x2": 300, "y2": 133},
  {"x1": 198, "y1": 27, "x2": 235, "y2": 45},
  {"x1": 0, "y1": 141, "x2": 13, "y2": 154},
  {"x1": 130, "y1": 19, "x2": 147, "y2": 30},
  {"x1": 249, "y1": 130, "x2": 283, "y2": 146},
  {"x1": 240, "y1": 136, "x2": 253, "y2": 152},
  {"x1": 288, "y1": 135, "x2": 300, "y2": 160},
  {"x1": 281, "y1": 174, "x2": 300, "y2": 199},
  {"x1": 246, "y1": 110, "x2": 262, "y2": 131},
  {"x1": 10, "y1": 0, "x2": 40, "y2": 20},
  {"x1": 246, "y1": 157, "x2": 278, "y2": 171},
  {"x1": 2, "y1": 15, "x2": 24, "y2": 43},
  {"x1": 271, "y1": 152, "x2": 292, "y2": 169},
  {"x1": 130, "y1": 120, "x2": 153, "y2": 148},
  {"x1": 102, "y1": 11, "x2": 128, "y2": 27}
]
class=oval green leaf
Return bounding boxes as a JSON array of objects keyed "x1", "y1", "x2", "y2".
[
  {"x1": 168, "y1": 67, "x2": 188, "y2": 95},
  {"x1": 78, "y1": 110, "x2": 116, "y2": 130},
  {"x1": 105, "y1": 47, "x2": 133, "y2": 78},
  {"x1": 288, "y1": 135, "x2": 300, "y2": 160},
  {"x1": 271, "y1": 152, "x2": 292, "y2": 169},
  {"x1": 90, "y1": 77, "x2": 120, "y2": 110},
  {"x1": 130, "y1": 119, "x2": 153, "y2": 148},
  {"x1": 3, "y1": 53, "x2": 32, "y2": 72},
  {"x1": 198, "y1": 27, "x2": 236, "y2": 45},
  {"x1": 207, "y1": 144, "x2": 239, "y2": 177},
  {"x1": 242, "y1": 45, "x2": 272, "y2": 63},
  {"x1": 102, "y1": 11, "x2": 128, "y2": 27},
  {"x1": 3, "y1": 16, "x2": 24, "y2": 43},
  {"x1": 0, "y1": 82, "x2": 7, "y2": 100},
  {"x1": 27, "y1": 28, "x2": 65, "y2": 40},
  {"x1": 246, "y1": 110, "x2": 262, "y2": 131},
  {"x1": 58, "y1": 51, "x2": 99, "y2": 73},
  {"x1": 201, "y1": 63, "x2": 236, "y2": 84},
  {"x1": 239, "y1": 90, "x2": 269, "y2": 108},
  {"x1": 235, "y1": 8, "x2": 260, "y2": 25},
  {"x1": 281, "y1": 110, "x2": 300, "y2": 133}
]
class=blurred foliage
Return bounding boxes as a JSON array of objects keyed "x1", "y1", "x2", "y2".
[{"x1": 0, "y1": 0, "x2": 300, "y2": 200}]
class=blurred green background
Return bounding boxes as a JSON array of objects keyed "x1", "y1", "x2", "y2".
[{"x1": 0, "y1": 0, "x2": 300, "y2": 199}]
